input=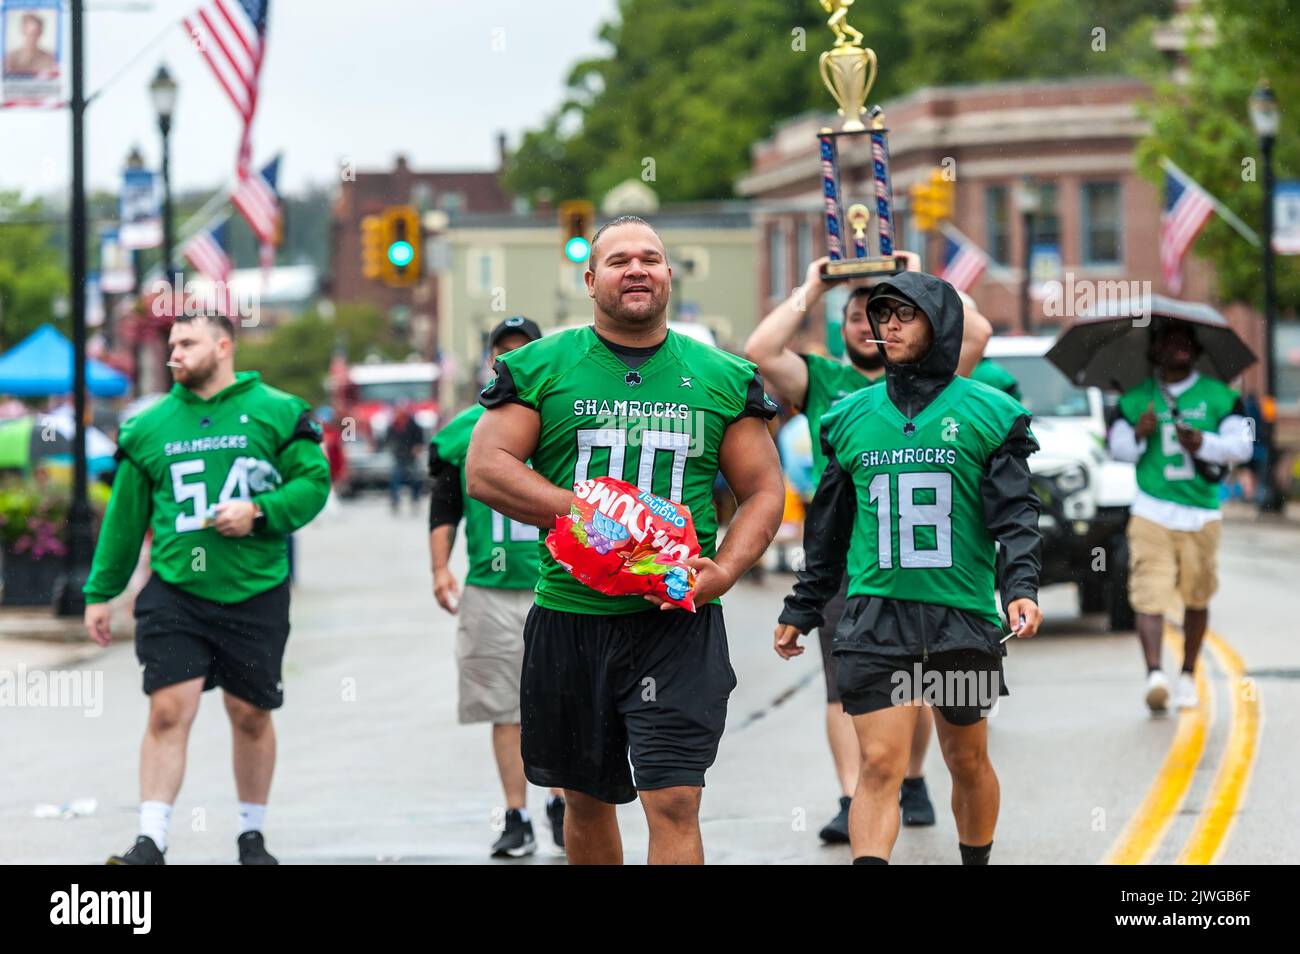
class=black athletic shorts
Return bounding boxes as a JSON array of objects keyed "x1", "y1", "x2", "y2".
[
  {"x1": 817, "y1": 576, "x2": 850, "y2": 704},
  {"x1": 835, "y1": 648, "x2": 1008, "y2": 726},
  {"x1": 133, "y1": 575, "x2": 292, "y2": 710},
  {"x1": 520, "y1": 603, "x2": 737, "y2": 805}
]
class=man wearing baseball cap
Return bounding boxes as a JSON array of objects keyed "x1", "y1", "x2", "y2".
[{"x1": 427, "y1": 315, "x2": 563, "y2": 857}]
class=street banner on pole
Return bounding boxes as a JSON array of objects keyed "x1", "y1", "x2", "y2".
[
  {"x1": 99, "y1": 228, "x2": 134, "y2": 293},
  {"x1": 119, "y1": 168, "x2": 162, "y2": 250},
  {"x1": 1, "y1": 0, "x2": 62, "y2": 107},
  {"x1": 1274, "y1": 181, "x2": 1300, "y2": 256}
]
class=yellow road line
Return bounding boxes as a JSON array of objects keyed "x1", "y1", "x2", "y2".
[
  {"x1": 1176, "y1": 631, "x2": 1261, "y2": 865},
  {"x1": 1102, "y1": 628, "x2": 1210, "y2": 865}
]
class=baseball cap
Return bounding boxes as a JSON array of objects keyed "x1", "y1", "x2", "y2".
[{"x1": 487, "y1": 315, "x2": 542, "y2": 349}]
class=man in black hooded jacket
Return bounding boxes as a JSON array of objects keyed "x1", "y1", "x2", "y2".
[{"x1": 773, "y1": 272, "x2": 1043, "y2": 865}]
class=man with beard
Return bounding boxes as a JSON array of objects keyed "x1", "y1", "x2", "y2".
[
  {"x1": 1107, "y1": 322, "x2": 1251, "y2": 711},
  {"x1": 774, "y1": 273, "x2": 1042, "y2": 865},
  {"x1": 745, "y1": 257, "x2": 993, "y2": 843},
  {"x1": 85, "y1": 313, "x2": 331, "y2": 865},
  {"x1": 466, "y1": 215, "x2": 785, "y2": 864}
]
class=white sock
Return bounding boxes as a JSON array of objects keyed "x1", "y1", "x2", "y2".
[
  {"x1": 140, "y1": 800, "x2": 172, "y2": 852},
  {"x1": 238, "y1": 802, "x2": 267, "y2": 835}
]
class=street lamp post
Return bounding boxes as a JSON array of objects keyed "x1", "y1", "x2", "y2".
[
  {"x1": 1250, "y1": 80, "x2": 1283, "y2": 513},
  {"x1": 1015, "y1": 179, "x2": 1041, "y2": 334},
  {"x1": 150, "y1": 65, "x2": 177, "y2": 390},
  {"x1": 55, "y1": 0, "x2": 90, "y2": 617}
]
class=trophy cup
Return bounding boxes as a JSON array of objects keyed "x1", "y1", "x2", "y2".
[{"x1": 816, "y1": 1, "x2": 907, "y2": 279}]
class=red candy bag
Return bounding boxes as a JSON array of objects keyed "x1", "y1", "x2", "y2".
[{"x1": 546, "y1": 476, "x2": 701, "y2": 612}]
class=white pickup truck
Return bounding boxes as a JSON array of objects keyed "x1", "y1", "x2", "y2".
[{"x1": 983, "y1": 336, "x2": 1137, "y2": 631}]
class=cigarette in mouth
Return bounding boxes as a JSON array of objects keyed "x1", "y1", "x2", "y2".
[{"x1": 166, "y1": 361, "x2": 182, "y2": 368}]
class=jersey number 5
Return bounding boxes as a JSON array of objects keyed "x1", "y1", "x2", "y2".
[
  {"x1": 866, "y1": 471, "x2": 953, "y2": 569},
  {"x1": 169, "y1": 459, "x2": 251, "y2": 532}
]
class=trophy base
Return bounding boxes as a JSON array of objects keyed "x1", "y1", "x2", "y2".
[{"x1": 821, "y1": 256, "x2": 909, "y2": 280}]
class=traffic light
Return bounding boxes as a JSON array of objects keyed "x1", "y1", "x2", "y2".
[
  {"x1": 909, "y1": 180, "x2": 937, "y2": 233},
  {"x1": 930, "y1": 168, "x2": 955, "y2": 222},
  {"x1": 382, "y1": 205, "x2": 421, "y2": 287},
  {"x1": 361, "y1": 214, "x2": 384, "y2": 280},
  {"x1": 558, "y1": 200, "x2": 594, "y2": 263}
]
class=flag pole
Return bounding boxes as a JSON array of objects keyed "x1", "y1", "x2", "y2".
[{"x1": 1161, "y1": 156, "x2": 1262, "y2": 248}]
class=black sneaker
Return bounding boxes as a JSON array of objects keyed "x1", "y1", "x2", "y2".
[
  {"x1": 106, "y1": 835, "x2": 165, "y2": 865},
  {"x1": 237, "y1": 831, "x2": 279, "y2": 865},
  {"x1": 546, "y1": 797, "x2": 565, "y2": 851},
  {"x1": 491, "y1": 808, "x2": 537, "y2": 858},
  {"x1": 818, "y1": 796, "x2": 852, "y2": 844},
  {"x1": 900, "y1": 776, "x2": 936, "y2": 827}
]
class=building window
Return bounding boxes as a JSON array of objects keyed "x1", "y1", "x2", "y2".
[
  {"x1": 1082, "y1": 181, "x2": 1122, "y2": 265},
  {"x1": 1035, "y1": 183, "x2": 1060, "y2": 251},
  {"x1": 796, "y1": 219, "x2": 813, "y2": 275},
  {"x1": 440, "y1": 192, "x2": 464, "y2": 214},
  {"x1": 768, "y1": 224, "x2": 789, "y2": 299},
  {"x1": 467, "y1": 246, "x2": 503, "y2": 297},
  {"x1": 985, "y1": 186, "x2": 1010, "y2": 265}
]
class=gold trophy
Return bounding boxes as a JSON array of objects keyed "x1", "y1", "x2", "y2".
[{"x1": 815, "y1": 1, "x2": 907, "y2": 278}]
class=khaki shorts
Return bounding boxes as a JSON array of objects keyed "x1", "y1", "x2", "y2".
[
  {"x1": 1127, "y1": 514, "x2": 1221, "y2": 614},
  {"x1": 454, "y1": 584, "x2": 533, "y2": 724}
]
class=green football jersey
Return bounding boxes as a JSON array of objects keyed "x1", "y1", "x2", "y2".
[
  {"x1": 821, "y1": 377, "x2": 1032, "y2": 625},
  {"x1": 483, "y1": 326, "x2": 777, "y2": 615},
  {"x1": 1117, "y1": 375, "x2": 1240, "y2": 510},
  {"x1": 84, "y1": 371, "x2": 331, "y2": 604},
  {"x1": 801, "y1": 352, "x2": 878, "y2": 484},
  {"x1": 969, "y1": 358, "x2": 1022, "y2": 402},
  {"x1": 430, "y1": 404, "x2": 540, "y2": 590}
]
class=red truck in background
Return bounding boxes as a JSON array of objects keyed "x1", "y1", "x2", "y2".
[{"x1": 331, "y1": 360, "x2": 440, "y2": 497}]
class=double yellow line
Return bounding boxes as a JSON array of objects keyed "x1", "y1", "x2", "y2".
[{"x1": 1102, "y1": 627, "x2": 1261, "y2": 865}]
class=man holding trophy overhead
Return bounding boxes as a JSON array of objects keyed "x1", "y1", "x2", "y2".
[{"x1": 773, "y1": 2, "x2": 1042, "y2": 866}]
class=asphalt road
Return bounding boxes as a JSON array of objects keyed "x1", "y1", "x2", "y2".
[{"x1": 2, "y1": 496, "x2": 1294, "y2": 865}]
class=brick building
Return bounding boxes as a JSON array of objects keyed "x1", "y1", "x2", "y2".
[
  {"x1": 737, "y1": 76, "x2": 1287, "y2": 419},
  {"x1": 328, "y1": 141, "x2": 515, "y2": 354}
]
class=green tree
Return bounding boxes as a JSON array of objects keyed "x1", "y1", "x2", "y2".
[
  {"x1": 507, "y1": 0, "x2": 1170, "y2": 205},
  {"x1": 0, "y1": 193, "x2": 67, "y2": 349},
  {"x1": 1136, "y1": 0, "x2": 1299, "y2": 309},
  {"x1": 236, "y1": 303, "x2": 407, "y2": 405}
]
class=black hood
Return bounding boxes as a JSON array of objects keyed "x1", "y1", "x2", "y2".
[{"x1": 869, "y1": 271, "x2": 964, "y2": 419}]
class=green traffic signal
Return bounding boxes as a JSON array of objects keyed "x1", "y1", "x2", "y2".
[
  {"x1": 388, "y1": 240, "x2": 414, "y2": 268},
  {"x1": 564, "y1": 235, "x2": 590, "y2": 263}
]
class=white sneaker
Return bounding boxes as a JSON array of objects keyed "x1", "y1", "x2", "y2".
[
  {"x1": 1174, "y1": 672, "x2": 1200, "y2": 710},
  {"x1": 1145, "y1": 670, "x2": 1170, "y2": 712}
]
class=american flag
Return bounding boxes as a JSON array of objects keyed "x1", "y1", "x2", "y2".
[
  {"x1": 183, "y1": 0, "x2": 270, "y2": 176},
  {"x1": 180, "y1": 220, "x2": 232, "y2": 283},
  {"x1": 939, "y1": 232, "x2": 988, "y2": 292},
  {"x1": 1160, "y1": 164, "x2": 1215, "y2": 295},
  {"x1": 230, "y1": 156, "x2": 281, "y2": 266}
]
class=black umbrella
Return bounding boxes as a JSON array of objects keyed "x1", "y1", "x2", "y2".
[{"x1": 1045, "y1": 294, "x2": 1256, "y2": 393}]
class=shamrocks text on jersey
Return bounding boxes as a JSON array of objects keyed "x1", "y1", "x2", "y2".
[
  {"x1": 429, "y1": 403, "x2": 539, "y2": 590},
  {"x1": 821, "y1": 377, "x2": 1032, "y2": 625},
  {"x1": 84, "y1": 372, "x2": 331, "y2": 604},
  {"x1": 480, "y1": 326, "x2": 776, "y2": 615},
  {"x1": 1117, "y1": 375, "x2": 1241, "y2": 511}
]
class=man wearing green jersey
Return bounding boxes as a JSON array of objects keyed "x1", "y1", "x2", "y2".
[
  {"x1": 775, "y1": 272, "x2": 1043, "y2": 865},
  {"x1": 84, "y1": 313, "x2": 331, "y2": 865},
  {"x1": 428, "y1": 315, "x2": 565, "y2": 857},
  {"x1": 1107, "y1": 322, "x2": 1251, "y2": 712},
  {"x1": 467, "y1": 216, "x2": 785, "y2": 865},
  {"x1": 746, "y1": 256, "x2": 993, "y2": 843}
]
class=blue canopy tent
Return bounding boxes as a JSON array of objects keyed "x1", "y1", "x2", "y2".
[{"x1": 0, "y1": 324, "x2": 129, "y2": 397}]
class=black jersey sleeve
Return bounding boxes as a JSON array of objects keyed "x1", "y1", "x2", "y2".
[
  {"x1": 981, "y1": 413, "x2": 1041, "y2": 612},
  {"x1": 734, "y1": 368, "x2": 780, "y2": 422},
  {"x1": 478, "y1": 361, "x2": 536, "y2": 410},
  {"x1": 427, "y1": 442, "x2": 464, "y2": 531},
  {"x1": 778, "y1": 426, "x2": 855, "y2": 633},
  {"x1": 276, "y1": 409, "x2": 325, "y2": 454}
]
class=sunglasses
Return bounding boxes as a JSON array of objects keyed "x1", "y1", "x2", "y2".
[{"x1": 867, "y1": 302, "x2": 921, "y2": 324}]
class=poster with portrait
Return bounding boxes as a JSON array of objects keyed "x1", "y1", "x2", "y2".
[
  {"x1": 1, "y1": 0, "x2": 62, "y2": 107},
  {"x1": 119, "y1": 169, "x2": 162, "y2": 250}
]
